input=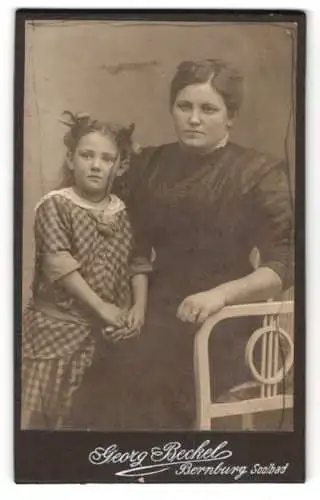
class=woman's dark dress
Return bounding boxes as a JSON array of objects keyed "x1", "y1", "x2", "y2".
[{"x1": 70, "y1": 141, "x2": 293, "y2": 430}]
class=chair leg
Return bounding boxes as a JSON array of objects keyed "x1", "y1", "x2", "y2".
[
  {"x1": 195, "y1": 414, "x2": 211, "y2": 430},
  {"x1": 242, "y1": 413, "x2": 254, "y2": 430}
]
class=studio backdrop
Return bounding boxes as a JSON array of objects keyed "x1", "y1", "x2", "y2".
[{"x1": 23, "y1": 20, "x2": 296, "y2": 307}]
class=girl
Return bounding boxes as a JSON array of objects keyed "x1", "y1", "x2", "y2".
[{"x1": 21, "y1": 111, "x2": 150, "y2": 430}]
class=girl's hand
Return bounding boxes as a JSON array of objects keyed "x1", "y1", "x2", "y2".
[
  {"x1": 106, "y1": 325, "x2": 138, "y2": 343},
  {"x1": 177, "y1": 287, "x2": 227, "y2": 324},
  {"x1": 103, "y1": 304, "x2": 145, "y2": 343},
  {"x1": 98, "y1": 302, "x2": 127, "y2": 328},
  {"x1": 126, "y1": 303, "x2": 146, "y2": 331}
]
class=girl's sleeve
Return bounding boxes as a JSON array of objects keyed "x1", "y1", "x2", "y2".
[
  {"x1": 129, "y1": 255, "x2": 153, "y2": 277},
  {"x1": 245, "y1": 159, "x2": 294, "y2": 289},
  {"x1": 35, "y1": 195, "x2": 81, "y2": 282}
]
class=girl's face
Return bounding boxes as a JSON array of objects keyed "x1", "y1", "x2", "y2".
[
  {"x1": 171, "y1": 81, "x2": 233, "y2": 154},
  {"x1": 68, "y1": 131, "x2": 119, "y2": 201}
]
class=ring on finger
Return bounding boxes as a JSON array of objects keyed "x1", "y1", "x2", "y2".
[{"x1": 189, "y1": 310, "x2": 198, "y2": 318}]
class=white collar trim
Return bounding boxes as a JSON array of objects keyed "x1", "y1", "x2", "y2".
[{"x1": 35, "y1": 187, "x2": 125, "y2": 217}]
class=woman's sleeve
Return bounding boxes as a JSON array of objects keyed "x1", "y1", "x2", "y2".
[
  {"x1": 245, "y1": 161, "x2": 294, "y2": 289},
  {"x1": 116, "y1": 148, "x2": 156, "y2": 276},
  {"x1": 35, "y1": 195, "x2": 81, "y2": 282}
]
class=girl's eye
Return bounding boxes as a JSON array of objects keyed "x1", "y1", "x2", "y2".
[
  {"x1": 78, "y1": 150, "x2": 117, "y2": 164},
  {"x1": 201, "y1": 104, "x2": 218, "y2": 114},
  {"x1": 79, "y1": 150, "x2": 94, "y2": 159},
  {"x1": 102, "y1": 154, "x2": 117, "y2": 164}
]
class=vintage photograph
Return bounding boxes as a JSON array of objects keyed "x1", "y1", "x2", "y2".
[{"x1": 19, "y1": 15, "x2": 297, "y2": 437}]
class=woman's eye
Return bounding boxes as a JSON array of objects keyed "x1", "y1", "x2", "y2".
[
  {"x1": 202, "y1": 105, "x2": 218, "y2": 114},
  {"x1": 177, "y1": 102, "x2": 192, "y2": 112}
]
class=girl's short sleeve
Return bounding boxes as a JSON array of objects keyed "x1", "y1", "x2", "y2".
[{"x1": 35, "y1": 195, "x2": 80, "y2": 282}]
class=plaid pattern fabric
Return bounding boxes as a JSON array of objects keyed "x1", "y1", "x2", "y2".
[
  {"x1": 34, "y1": 194, "x2": 133, "y2": 309},
  {"x1": 22, "y1": 308, "x2": 91, "y2": 358},
  {"x1": 21, "y1": 334, "x2": 95, "y2": 429},
  {"x1": 22, "y1": 193, "x2": 138, "y2": 427},
  {"x1": 24, "y1": 194, "x2": 134, "y2": 358}
]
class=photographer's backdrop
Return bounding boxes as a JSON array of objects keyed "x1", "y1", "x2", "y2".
[{"x1": 22, "y1": 20, "x2": 296, "y2": 307}]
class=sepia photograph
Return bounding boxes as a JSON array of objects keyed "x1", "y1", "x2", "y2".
[{"x1": 14, "y1": 10, "x2": 305, "y2": 483}]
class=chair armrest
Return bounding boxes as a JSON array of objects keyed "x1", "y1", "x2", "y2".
[{"x1": 195, "y1": 301, "x2": 293, "y2": 342}]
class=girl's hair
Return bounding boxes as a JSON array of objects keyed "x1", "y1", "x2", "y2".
[
  {"x1": 169, "y1": 59, "x2": 244, "y2": 118},
  {"x1": 58, "y1": 111, "x2": 136, "y2": 188}
]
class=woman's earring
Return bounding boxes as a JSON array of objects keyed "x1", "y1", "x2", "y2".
[{"x1": 66, "y1": 153, "x2": 74, "y2": 171}]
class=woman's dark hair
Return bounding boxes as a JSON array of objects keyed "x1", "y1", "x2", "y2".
[
  {"x1": 58, "y1": 111, "x2": 136, "y2": 188},
  {"x1": 170, "y1": 59, "x2": 244, "y2": 118}
]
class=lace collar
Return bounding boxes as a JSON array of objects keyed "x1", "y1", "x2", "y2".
[{"x1": 35, "y1": 187, "x2": 125, "y2": 218}]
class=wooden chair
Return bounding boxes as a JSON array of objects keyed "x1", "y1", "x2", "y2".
[
  {"x1": 193, "y1": 299, "x2": 294, "y2": 430},
  {"x1": 193, "y1": 248, "x2": 294, "y2": 430}
]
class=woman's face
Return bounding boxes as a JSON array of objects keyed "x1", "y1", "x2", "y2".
[
  {"x1": 68, "y1": 131, "x2": 119, "y2": 201},
  {"x1": 171, "y1": 81, "x2": 233, "y2": 153}
]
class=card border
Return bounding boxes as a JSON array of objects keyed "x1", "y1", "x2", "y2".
[{"x1": 14, "y1": 9, "x2": 306, "y2": 484}]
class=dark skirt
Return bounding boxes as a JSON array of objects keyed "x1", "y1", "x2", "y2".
[{"x1": 68, "y1": 287, "x2": 259, "y2": 431}]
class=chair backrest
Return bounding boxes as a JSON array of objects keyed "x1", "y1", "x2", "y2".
[
  {"x1": 248, "y1": 247, "x2": 294, "y2": 398},
  {"x1": 244, "y1": 306, "x2": 294, "y2": 399},
  {"x1": 194, "y1": 301, "x2": 294, "y2": 429}
]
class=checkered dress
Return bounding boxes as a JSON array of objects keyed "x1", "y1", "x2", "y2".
[{"x1": 21, "y1": 192, "x2": 143, "y2": 429}]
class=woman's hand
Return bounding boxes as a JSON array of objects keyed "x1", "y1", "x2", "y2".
[{"x1": 177, "y1": 287, "x2": 227, "y2": 324}]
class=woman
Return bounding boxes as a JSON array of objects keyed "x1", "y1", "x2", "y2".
[{"x1": 71, "y1": 58, "x2": 293, "y2": 430}]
